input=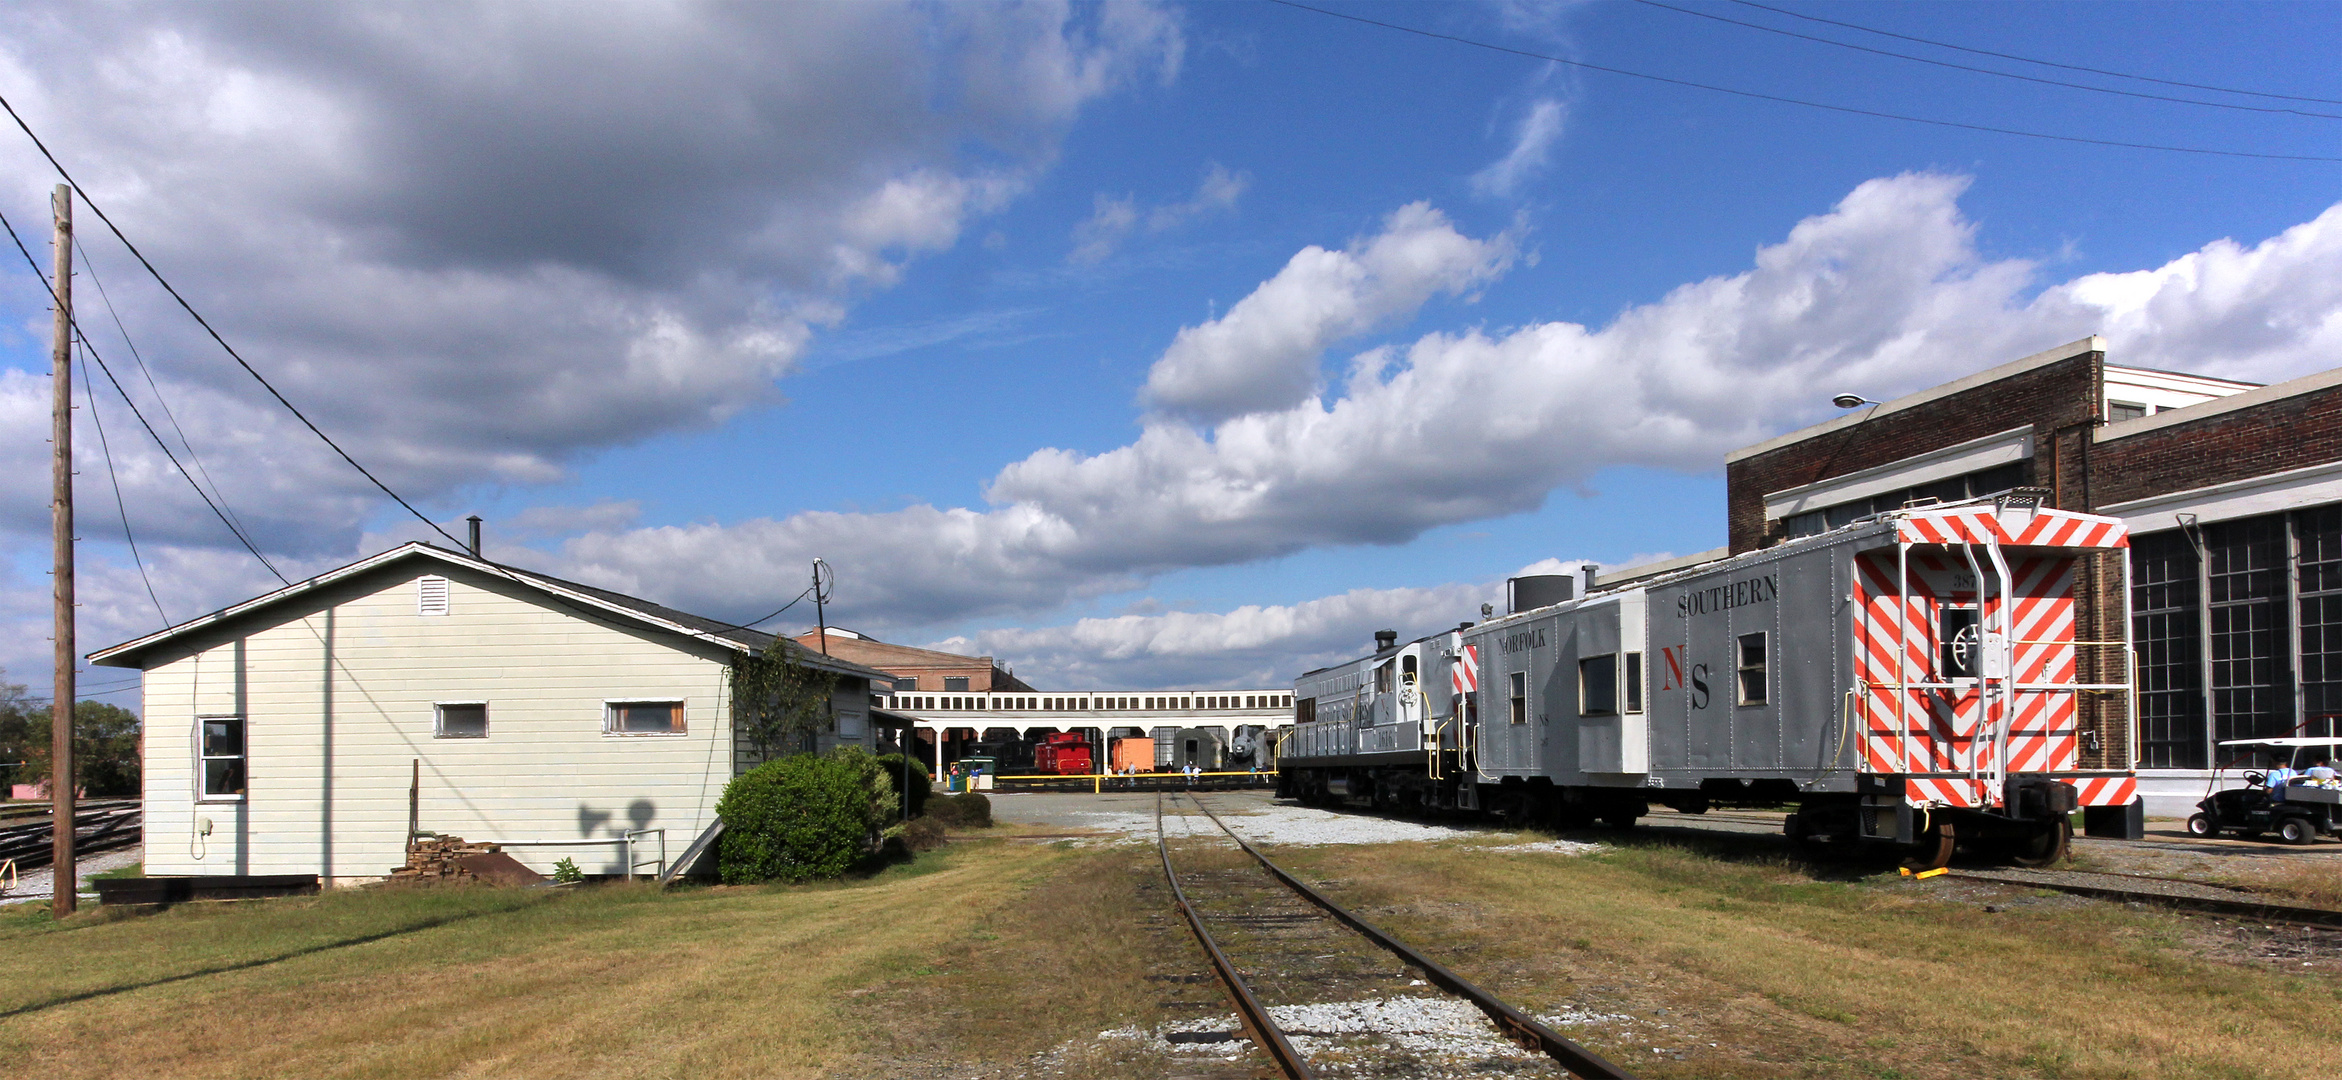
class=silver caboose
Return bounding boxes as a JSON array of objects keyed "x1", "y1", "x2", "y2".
[{"x1": 1280, "y1": 497, "x2": 2139, "y2": 868}]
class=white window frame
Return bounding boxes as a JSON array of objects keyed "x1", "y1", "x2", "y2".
[
  {"x1": 603, "y1": 699, "x2": 687, "y2": 737},
  {"x1": 1578, "y1": 653, "x2": 1619, "y2": 717},
  {"x1": 197, "y1": 713, "x2": 247, "y2": 802},
  {"x1": 434, "y1": 700, "x2": 489, "y2": 739}
]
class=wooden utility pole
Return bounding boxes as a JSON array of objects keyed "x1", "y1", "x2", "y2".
[{"x1": 49, "y1": 183, "x2": 75, "y2": 918}]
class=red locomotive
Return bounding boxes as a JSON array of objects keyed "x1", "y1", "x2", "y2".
[{"x1": 1031, "y1": 731, "x2": 1096, "y2": 775}]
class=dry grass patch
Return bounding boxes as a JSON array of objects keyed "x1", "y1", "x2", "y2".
[
  {"x1": 1271, "y1": 839, "x2": 2342, "y2": 1080},
  {"x1": 0, "y1": 842, "x2": 1069, "y2": 1080}
]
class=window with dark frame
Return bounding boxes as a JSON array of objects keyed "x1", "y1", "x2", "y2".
[
  {"x1": 1624, "y1": 652, "x2": 1644, "y2": 713},
  {"x1": 2108, "y1": 400, "x2": 2149, "y2": 422},
  {"x1": 1939, "y1": 606, "x2": 1981, "y2": 678},
  {"x1": 1736, "y1": 633, "x2": 1769, "y2": 705},
  {"x1": 1579, "y1": 653, "x2": 1618, "y2": 716},
  {"x1": 606, "y1": 701, "x2": 684, "y2": 735},
  {"x1": 943, "y1": 676, "x2": 969, "y2": 692},
  {"x1": 435, "y1": 702, "x2": 488, "y2": 738},
  {"x1": 1508, "y1": 670, "x2": 1528, "y2": 724},
  {"x1": 199, "y1": 715, "x2": 246, "y2": 798}
]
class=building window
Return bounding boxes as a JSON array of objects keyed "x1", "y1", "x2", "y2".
[
  {"x1": 1780, "y1": 461, "x2": 2035, "y2": 542},
  {"x1": 1624, "y1": 652, "x2": 1644, "y2": 713},
  {"x1": 417, "y1": 575, "x2": 450, "y2": 616},
  {"x1": 2298, "y1": 506, "x2": 2342, "y2": 741},
  {"x1": 199, "y1": 715, "x2": 246, "y2": 799},
  {"x1": 1508, "y1": 671, "x2": 1528, "y2": 724},
  {"x1": 2108, "y1": 400, "x2": 2149, "y2": 422},
  {"x1": 2207, "y1": 517, "x2": 2289, "y2": 747},
  {"x1": 1579, "y1": 654, "x2": 1618, "y2": 716},
  {"x1": 606, "y1": 700, "x2": 684, "y2": 735},
  {"x1": 944, "y1": 676, "x2": 969, "y2": 692},
  {"x1": 435, "y1": 702, "x2": 488, "y2": 738},
  {"x1": 893, "y1": 677, "x2": 918, "y2": 692},
  {"x1": 1736, "y1": 633, "x2": 1769, "y2": 705}
]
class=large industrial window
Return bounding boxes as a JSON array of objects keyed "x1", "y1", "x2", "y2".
[
  {"x1": 1624, "y1": 652, "x2": 1644, "y2": 713},
  {"x1": 1508, "y1": 671, "x2": 1528, "y2": 724},
  {"x1": 606, "y1": 700, "x2": 684, "y2": 735},
  {"x1": 2207, "y1": 517, "x2": 2290, "y2": 747},
  {"x1": 199, "y1": 715, "x2": 246, "y2": 799},
  {"x1": 2300, "y1": 507, "x2": 2342, "y2": 741},
  {"x1": 1737, "y1": 633, "x2": 1769, "y2": 705},
  {"x1": 944, "y1": 677, "x2": 970, "y2": 692},
  {"x1": 1579, "y1": 653, "x2": 1618, "y2": 716},
  {"x1": 2132, "y1": 530, "x2": 2207, "y2": 768},
  {"x1": 434, "y1": 702, "x2": 488, "y2": 738},
  {"x1": 1781, "y1": 461, "x2": 2035, "y2": 541}
]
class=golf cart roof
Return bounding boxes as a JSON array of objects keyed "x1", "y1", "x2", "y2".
[{"x1": 2218, "y1": 737, "x2": 2342, "y2": 749}]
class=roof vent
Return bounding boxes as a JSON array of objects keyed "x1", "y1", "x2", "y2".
[
  {"x1": 1373, "y1": 629, "x2": 1398, "y2": 652},
  {"x1": 418, "y1": 575, "x2": 450, "y2": 616}
]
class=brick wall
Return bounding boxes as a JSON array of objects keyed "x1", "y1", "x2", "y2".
[
  {"x1": 2090, "y1": 379, "x2": 2342, "y2": 507},
  {"x1": 1725, "y1": 351, "x2": 2103, "y2": 553}
]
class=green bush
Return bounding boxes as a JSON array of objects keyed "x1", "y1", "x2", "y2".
[
  {"x1": 716, "y1": 749, "x2": 896, "y2": 884},
  {"x1": 927, "y1": 791, "x2": 992, "y2": 829},
  {"x1": 875, "y1": 753, "x2": 932, "y2": 819},
  {"x1": 900, "y1": 815, "x2": 948, "y2": 852}
]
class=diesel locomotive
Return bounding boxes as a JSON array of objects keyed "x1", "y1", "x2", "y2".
[{"x1": 1277, "y1": 495, "x2": 2141, "y2": 869}]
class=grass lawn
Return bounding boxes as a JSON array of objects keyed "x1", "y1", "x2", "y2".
[
  {"x1": 1273, "y1": 837, "x2": 2342, "y2": 1080},
  {"x1": 0, "y1": 838, "x2": 1076, "y2": 1080}
]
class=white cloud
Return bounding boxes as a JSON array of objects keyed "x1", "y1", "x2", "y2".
[
  {"x1": 1069, "y1": 161, "x2": 1250, "y2": 264},
  {"x1": 1471, "y1": 98, "x2": 1566, "y2": 198},
  {"x1": 0, "y1": 1, "x2": 1180, "y2": 554},
  {"x1": 1139, "y1": 201, "x2": 1517, "y2": 421},
  {"x1": 530, "y1": 173, "x2": 2342, "y2": 645}
]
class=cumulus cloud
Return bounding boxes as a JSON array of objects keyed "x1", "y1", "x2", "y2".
[
  {"x1": 1471, "y1": 98, "x2": 1566, "y2": 198},
  {"x1": 0, "y1": 1, "x2": 1180, "y2": 554},
  {"x1": 536, "y1": 173, "x2": 2342, "y2": 641},
  {"x1": 1069, "y1": 161, "x2": 1249, "y2": 264},
  {"x1": 1139, "y1": 201, "x2": 1518, "y2": 421}
]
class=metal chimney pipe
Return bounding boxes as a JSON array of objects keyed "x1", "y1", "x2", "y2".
[{"x1": 465, "y1": 515, "x2": 482, "y2": 558}]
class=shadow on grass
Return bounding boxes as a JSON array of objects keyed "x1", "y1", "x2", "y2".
[{"x1": 0, "y1": 900, "x2": 534, "y2": 1020}]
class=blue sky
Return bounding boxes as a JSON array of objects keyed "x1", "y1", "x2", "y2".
[{"x1": 2, "y1": 1, "x2": 2340, "y2": 702}]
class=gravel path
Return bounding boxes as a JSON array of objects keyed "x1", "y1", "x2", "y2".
[
  {"x1": 0, "y1": 844, "x2": 142, "y2": 906},
  {"x1": 995, "y1": 790, "x2": 1599, "y2": 853}
]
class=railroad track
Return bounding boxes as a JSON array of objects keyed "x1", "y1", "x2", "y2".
[
  {"x1": 1940, "y1": 866, "x2": 2342, "y2": 929},
  {"x1": 0, "y1": 802, "x2": 142, "y2": 871},
  {"x1": 1155, "y1": 792, "x2": 1635, "y2": 1079}
]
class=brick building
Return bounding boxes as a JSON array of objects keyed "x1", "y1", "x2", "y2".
[
  {"x1": 1723, "y1": 336, "x2": 2342, "y2": 811},
  {"x1": 788, "y1": 628, "x2": 1035, "y2": 694}
]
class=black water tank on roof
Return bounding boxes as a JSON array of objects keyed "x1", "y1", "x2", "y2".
[{"x1": 1508, "y1": 575, "x2": 1574, "y2": 614}]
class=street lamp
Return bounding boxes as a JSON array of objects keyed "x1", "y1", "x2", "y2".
[{"x1": 1832, "y1": 393, "x2": 1883, "y2": 409}]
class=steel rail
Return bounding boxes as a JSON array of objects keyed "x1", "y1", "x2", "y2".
[
  {"x1": 1155, "y1": 793, "x2": 1316, "y2": 1080},
  {"x1": 1941, "y1": 870, "x2": 2342, "y2": 929},
  {"x1": 1182, "y1": 793, "x2": 1639, "y2": 1080}
]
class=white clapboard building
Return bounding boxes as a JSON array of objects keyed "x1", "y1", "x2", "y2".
[{"x1": 90, "y1": 542, "x2": 891, "y2": 885}]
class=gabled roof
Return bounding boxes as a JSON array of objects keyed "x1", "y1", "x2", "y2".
[{"x1": 89, "y1": 541, "x2": 891, "y2": 682}]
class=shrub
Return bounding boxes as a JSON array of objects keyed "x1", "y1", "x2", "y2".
[
  {"x1": 876, "y1": 753, "x2": 932, "y2": 819},
  {"x1": 717, "y1": 750, "x2": 893, "y2": 884},
  {"x1": 551, "y1": 857, "x2": 584, "y2": 884},
  {"x1": 901, "y1": 815, "x2": 947, "y2": 853},
  {"x1": 928, "y1": 791, "x2": 992, "y2": 829}
]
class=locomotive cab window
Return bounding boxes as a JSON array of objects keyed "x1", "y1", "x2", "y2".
[
  {"x1": 1624, "y1": 652, "x2": 1644, "y2": 713},
  {"x1": 1939, "y1": 605, "x2": 1980, "y2": 679},
  {"x1": 1508, "y1": 671, "x2": 1528, "y2": 724},
  {"x1": 1579, "y1": 653, "x2": 1618, "y2": 716},
  {"x1": 1401, "y1": 654, "x2": 1418, "y2": 688},
  {"x1": 1736, "y1": 633, "x2": 1769, "y2": 706}
]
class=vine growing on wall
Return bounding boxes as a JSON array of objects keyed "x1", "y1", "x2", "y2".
[{"x1": 731, "y1": 640, "x2": 837, "y2": 763}]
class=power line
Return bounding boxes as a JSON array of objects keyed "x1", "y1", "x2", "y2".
[
  {"x1": 76, "y1": 344, "x2": 170, "y2": 626},
  {"x1": 1724, "y1": 0, "x2": 2342, "y2": 108},
  {"x1": 1630, "y1": 0, "x2": 2342, "y2": 121},
  {"x1": 75, "y1": 235, "x2": 262, "y2": 551},
  {"x1": 0, "y1": 93, "x2": 481, "y2": 557},
  {"x1": 0, "y1": 206, "x2": 291, "y2": 583},
  {"x1": 1262, "y1": 0, "x2": 2342, "y2": 163}
]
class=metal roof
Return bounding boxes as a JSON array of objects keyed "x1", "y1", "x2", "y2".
[{"x1": 87, "y1": 541, "x2": 892, "y2": 682}]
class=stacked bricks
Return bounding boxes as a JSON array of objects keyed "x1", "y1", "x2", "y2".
[{"x1": 390, "y1": 835, "x2": 501, "y2": 883}]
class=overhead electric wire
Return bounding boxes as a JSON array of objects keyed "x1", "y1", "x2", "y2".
[
  {"x1": 0, "y1": 205, "x2": 291, "y2": 584},
  {"x1": 77, "y1": 344, "x2": 171, "y2": 625},
  {"x1": 75, "y1": 235, "x2": 261, "y2": 550},
  {"x1": 0, "y1": 93, "x2": 483, "y2": 558},
  {"x1": 704, "y1": 586, "x2": 816, "y2": 636},
  {"x1": 1263, "y1": 0, "x2": 2342, "y2": 163},
  {"x1": 1630, "y1": 0, "x2": 2342, "y2": 121},
  {"x1": 1724, "y1": 0, "x2": 2342, "y2": 107}
]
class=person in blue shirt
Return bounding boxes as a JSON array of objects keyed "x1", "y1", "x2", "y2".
[
  {"x1": 2308, "y1": 756, "x2": 2339, "y2": 785},
  {"x1": 2265, "y1": 757, "x2": 2294, "y2": 801}
]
